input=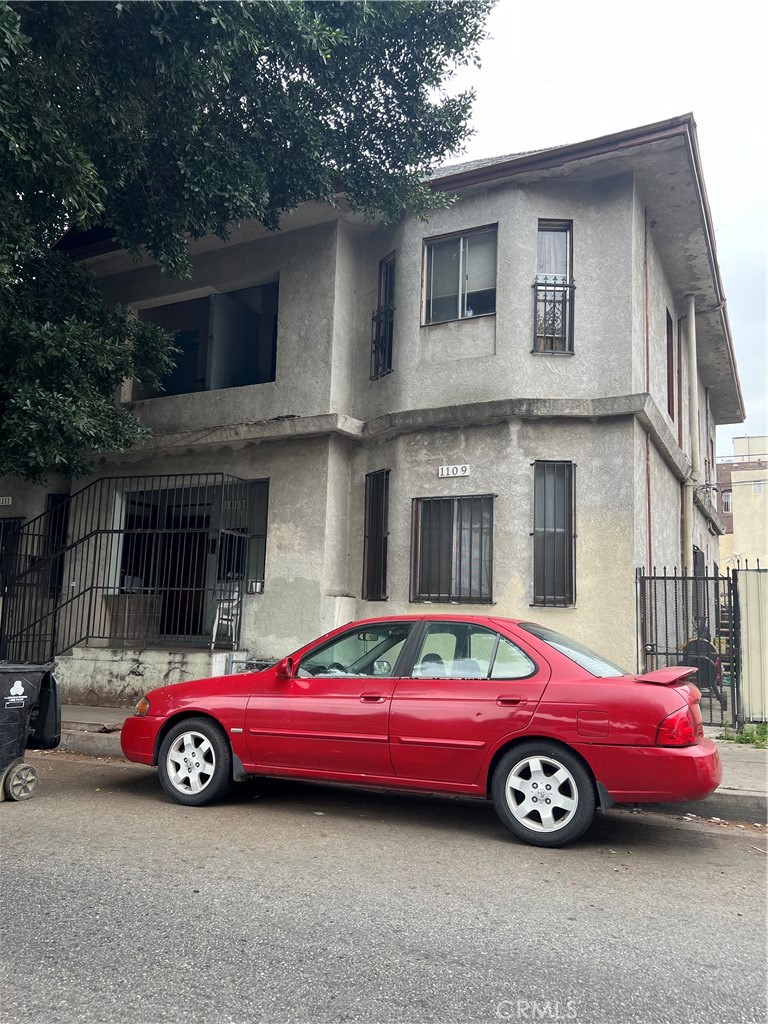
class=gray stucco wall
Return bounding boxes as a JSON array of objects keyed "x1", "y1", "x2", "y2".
[
  {"x1": 1, "y1": 164, "x2": 733, "y2": 699},
  {"x1": 94, "y1": 172, "x2": 642, "y2": 440},
  {"x1": 350, "y1": 415, "x2": 637, "y2": 670},
  {"x1": 351, "y1": 173, "x2": 636, "y2": 424},
  {"x1": 102, "y1": 220, "x2": 342, "y2": 434}
]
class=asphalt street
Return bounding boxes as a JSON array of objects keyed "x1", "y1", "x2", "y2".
[{"x1": 1, "y1": 751, "x2": 765, "y2": 1024}]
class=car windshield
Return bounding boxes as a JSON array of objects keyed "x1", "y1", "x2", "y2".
[{"x1": 519, "y1": 622, "x2": 629, "y2": 678}]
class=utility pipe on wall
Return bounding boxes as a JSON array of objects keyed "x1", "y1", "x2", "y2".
[
  {"x1": 683, "y1": 293, "x2": 700, "y2": 570},
  {"x1": 643, "y1": 208, "x2": 653, "y2": 572}
]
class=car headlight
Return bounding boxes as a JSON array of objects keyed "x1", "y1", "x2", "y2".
[{"x1": 133, "y1": 696, "x2": 150, "y2": 717}]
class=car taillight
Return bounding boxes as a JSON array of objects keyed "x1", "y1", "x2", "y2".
[{"x1": 656, "y1": 705, "x2": 697, "y2": 746}]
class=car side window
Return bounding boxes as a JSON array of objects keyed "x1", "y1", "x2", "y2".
[
  {"x1": 298, "y1": 624, "x2": 411, "y2": 677},
  {"x1": 411, "y1": 623, "x2": 536, "y2": 679},
  {"x1": 489, "y1": 635, "x2": 536, "y2": 679}
]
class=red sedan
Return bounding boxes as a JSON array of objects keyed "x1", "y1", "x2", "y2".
[{"x1": 121, "y1": 615, "x2": 721, "y2": 847}]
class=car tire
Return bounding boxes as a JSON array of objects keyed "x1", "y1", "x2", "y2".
[
  {"x1": 491, "y1": 742, "x2": 596, "y2": 847},
  {"x1": 158, "y1": 717, "x2": 232, "y2": 807}
]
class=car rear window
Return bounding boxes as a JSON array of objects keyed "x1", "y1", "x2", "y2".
[{"x1": 518, "y1": 622, "x2": 628, "y2": 678}]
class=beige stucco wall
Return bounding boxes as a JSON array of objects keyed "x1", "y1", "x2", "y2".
[
  {"x1": 719, "y1": 437, "x2": 768, "y2": 569},
  {"x1": 729, "y1": 465, "x2": 768, "y2": 566}
]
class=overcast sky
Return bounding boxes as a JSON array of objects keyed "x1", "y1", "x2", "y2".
[{"x1": 449, "y1": 0, "x2": 767, "y2": 456}]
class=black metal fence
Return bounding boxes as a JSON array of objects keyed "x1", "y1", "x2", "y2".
[
  {"x1": 0, "y1": 473, "x2": 269, "y2": 662},
  {"x1": 636, "y1": 565, "x2": 739, "y2": 727}
]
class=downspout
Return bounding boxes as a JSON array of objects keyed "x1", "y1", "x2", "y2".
[
  {"x1": 677, "y1": 316, "x2": 686, "y2": 564},
  {"x1": 683, "y1": 293, "x2": 700, "y2": 570},
  {"x1": 644, "y1": 208, "x2": 653, "y2": 572}
]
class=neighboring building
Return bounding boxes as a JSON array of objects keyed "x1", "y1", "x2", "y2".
[
  {"x1": 0, "y1": 114, "x2": 745, "y2": 703},
  {"x1": 718, "y1": 437, "x2": 768, "y2": 569}
]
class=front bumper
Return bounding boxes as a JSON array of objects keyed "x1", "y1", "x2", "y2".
[{"x1": 120, "y1": 714, "x2": 164, "y2": 766}]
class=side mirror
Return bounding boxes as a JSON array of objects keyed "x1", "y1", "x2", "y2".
[{"x1": 275, "y1": 656, "x2": 294, "y2": 681}]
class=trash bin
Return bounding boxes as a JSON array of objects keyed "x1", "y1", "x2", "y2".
[{"x1": 0, "y1": 663, "x2": 61, "y2": 801}]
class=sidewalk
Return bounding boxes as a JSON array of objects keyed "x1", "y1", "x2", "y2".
[{"x1": 57, "y1": 704, "x2": 767, "y2": 824}]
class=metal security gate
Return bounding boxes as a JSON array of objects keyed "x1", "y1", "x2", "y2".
[
  {"x1": 636, "y1": 565, "x2": 740, "y2": 727},
  {"x1": 0, "y1": 474, "x2": 268, "y2": 663}
]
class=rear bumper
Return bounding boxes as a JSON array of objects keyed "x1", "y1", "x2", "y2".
[
  {"x1": 580, "y1": 738, "x2": 722, "y2": 804},
  {"x1": 120, "y1": 715, "x2": 162, "y2": 766}
]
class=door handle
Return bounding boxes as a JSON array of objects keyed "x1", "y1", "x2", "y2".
[
  {"x1": 360, "y1": 694, "x2": 386, "y2": 703},
  {"x1": 496, "y1": 696, "x2": 524, "y2": 706}
]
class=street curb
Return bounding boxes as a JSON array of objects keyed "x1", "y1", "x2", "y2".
[
  {"x1": 55, "y1": 728, "x2": 768, "y2": 824},
  {"x1": 59, "y1": 729, "x2": 125, "y2": 759},
  {"x1": 652, "y1": 791, "x2": 767, "y2": 824}
]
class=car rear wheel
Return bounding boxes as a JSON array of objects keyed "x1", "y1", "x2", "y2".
[
  {"x1": 158, "y1": 717, "x2": 232, "y2": 807},
  {"x1": 492, "y1": 742, "x2": 595, "y2": 847}
]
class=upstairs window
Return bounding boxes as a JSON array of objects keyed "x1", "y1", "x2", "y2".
[
  {"x1": 666, "y1": 311, "x2": 676, "y2": 420},
  {"x1": 137, "y1": 282, "x2": 279, "y2": 398},
  {"x1": 424, "y1": 227, "x2": 497, "y2": 325},
  {"x1": 411, "y1": 495, "x2": 493, "y2": 603},
  {"x1": 371, "y1": 253, "x2": 396, "y2": 380},
  {"x1": 534, "y1": 222, "x2": 574, "y2": 353},
  {"x1": 721, "y1": 490, "x2": 732, "y2": 514},
  {"x1": 362, "y1": 470, "x2": 390, "y2": 600},
  {"x1": 533, "y1": 461, "x2": 575, "y2": 606}
]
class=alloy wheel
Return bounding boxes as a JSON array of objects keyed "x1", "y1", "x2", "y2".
[
  {"x1": 165, "y1": 730, "x2": 216, "y2": 796},
  {"x1": 504, "y1": 754, "x2": 579, "y2": 833}
]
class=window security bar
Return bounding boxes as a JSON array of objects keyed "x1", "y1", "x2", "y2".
[
  {"x1": 370, "y1": 304, "x2": 395, "y2": 380},
  {"x1": 533, "y1": 279, "x2": 575, "y2": 353}
]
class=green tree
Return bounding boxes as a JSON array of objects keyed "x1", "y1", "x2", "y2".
[{"x1": 0, "y1": 0, "x2": 492, "y2": 482}]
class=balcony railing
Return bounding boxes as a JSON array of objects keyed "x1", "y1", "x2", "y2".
[
  {"x1": 533, "y1": 278, "x2": 575, "y2": 353},
  {"x1": 370, "y1": 304, "x2": 395, "y2": 380}
]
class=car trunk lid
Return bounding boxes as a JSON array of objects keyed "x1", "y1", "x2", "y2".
[{"x1": 635, "y1": 668, "x2": 705, "y2": 741}]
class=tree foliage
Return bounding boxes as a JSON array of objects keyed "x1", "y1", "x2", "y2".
[{"x1": 0, "y1": 0, "x2": 492, "y2": 481}]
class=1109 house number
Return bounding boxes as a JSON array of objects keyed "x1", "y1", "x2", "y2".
[{"x1": 438, "y1": 464, "x2": 470, "y2": 478}]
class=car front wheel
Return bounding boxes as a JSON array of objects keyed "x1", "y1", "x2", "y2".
[
  {"x1": 158, "y1": 717, "x2": 232, "y2": 806},
  {"x1": 491, "y1": 742, "x2": 595, "y2": 847}
]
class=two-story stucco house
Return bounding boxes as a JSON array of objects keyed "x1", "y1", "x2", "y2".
[{"x1": 0, "y1": 114, "x2": 744, "y2": 705}]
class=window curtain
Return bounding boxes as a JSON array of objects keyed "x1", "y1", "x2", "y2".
[{"x1": 537, "y1": 229, "x2": 568, "y2": 280}]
